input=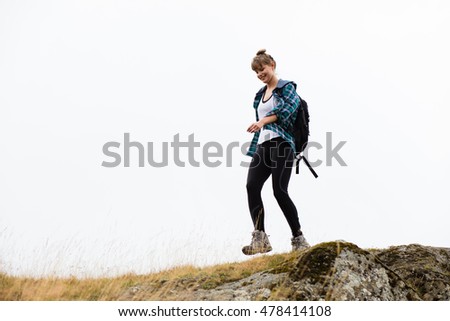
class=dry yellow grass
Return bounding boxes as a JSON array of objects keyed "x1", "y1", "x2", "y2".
[{"x1": 0, "y1": 251, "x2": 298, "y2": 300}]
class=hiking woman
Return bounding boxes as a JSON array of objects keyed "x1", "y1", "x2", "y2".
[{"x1": 242, "y1": 49, "x2": 310, "y2": 255}]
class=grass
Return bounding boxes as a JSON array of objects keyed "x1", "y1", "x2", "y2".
[
  {"x1": 5, "y1": 241, "x2": 435, "y2": 301},
  {"x1": 0, "y1": 251, "x2": 299, "y2": 300}
]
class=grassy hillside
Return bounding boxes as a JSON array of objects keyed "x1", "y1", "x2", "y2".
[
  {"x1": 0, "y1": 251, "x2": 298, "y2": 300},
  {"x1": 2, "y1": 242, "x2": 449, "y2": 301}
]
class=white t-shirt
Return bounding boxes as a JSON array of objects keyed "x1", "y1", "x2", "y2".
[{"x1": 257, "y1": 94, "x2": 280, "y2": 144}]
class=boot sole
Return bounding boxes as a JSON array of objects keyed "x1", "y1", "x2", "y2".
[{"x1": 242, "y1": 246, "x2": 273, "y2": 256}]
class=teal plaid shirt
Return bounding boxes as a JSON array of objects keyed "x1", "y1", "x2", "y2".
[{"x1": 246, "y1": 79, "x2": 300, "y2": 157}]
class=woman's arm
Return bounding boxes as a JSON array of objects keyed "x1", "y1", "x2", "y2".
[{"x1": 247, "y1": 115, "x2": 278, "y2": 133}]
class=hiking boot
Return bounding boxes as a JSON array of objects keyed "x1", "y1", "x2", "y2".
[
  {"x1": 291, "y1": 233, "x2": 310, "y2": 251},
  {"x1": 242, "y1": 230, "x2": 272, "y2": 255}
]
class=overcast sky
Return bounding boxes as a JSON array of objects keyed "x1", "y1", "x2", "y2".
[{"x1": 1, "y1": 0, "x2": 449, "y2": 277}]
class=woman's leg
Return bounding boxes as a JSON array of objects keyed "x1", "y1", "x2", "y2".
[
  {"x1": 246, "y1": 144, "x2": 271, "y2": 231},
  {"x1": 270, "y1": 139, "x2": 302, "y2": 237}
]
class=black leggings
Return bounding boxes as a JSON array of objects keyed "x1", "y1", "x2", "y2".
[{"x1": 246, "y1": 137, "x2": 301, "y2": 237}]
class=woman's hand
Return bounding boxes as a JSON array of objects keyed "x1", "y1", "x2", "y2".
[
  {"x1": 247, "y1": 115, "x2": 277, "y2": 133},
  {"x1": 247, "y1": 121, "x2": 264, "y2": 133}
]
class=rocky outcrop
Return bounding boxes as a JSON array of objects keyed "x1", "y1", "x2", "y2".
[
  {"x1": 121, "y1": 242, "x2": 450, "y2": 301},
  {"x1": 371, "y1": 244, "x2": 450, "y2": 301}
]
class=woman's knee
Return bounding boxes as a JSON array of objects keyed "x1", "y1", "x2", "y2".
[
  {"x1": 246, "y1": 179, "x2": 263, "y2": 194},
  {"x1": 273, "y1": 186, "x2": 288, "y2": 200}
]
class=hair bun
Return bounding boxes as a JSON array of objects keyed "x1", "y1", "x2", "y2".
[{"x1": 256, "y1": 49, "x2": 266, "y2": 56}]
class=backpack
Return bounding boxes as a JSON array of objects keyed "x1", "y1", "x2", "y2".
[
  {"x1": 274, "y1": 81, "x2": 318, "y2": 178},
  {"x1": 293, "y1": 97, "x2": 318, "y2": 177}
]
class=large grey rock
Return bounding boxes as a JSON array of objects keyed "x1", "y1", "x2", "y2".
[{"x1": 282, "y1": 241, "x2": 421, "y2": 300}]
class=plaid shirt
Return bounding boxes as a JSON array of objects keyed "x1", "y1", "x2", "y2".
[{"x1": 246, "y1": 79, "x2": 300, "y2": 157}]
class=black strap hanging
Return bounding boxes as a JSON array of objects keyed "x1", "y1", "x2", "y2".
[{"x1": 295, "y1": 155, "x2": 318, "y2": 178}]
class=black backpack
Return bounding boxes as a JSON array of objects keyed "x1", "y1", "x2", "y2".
[
  {"x1": 293, "y1": 97, "x2": 318, "y2": 177},
  {"x1": 274, "y1": 80, "x2": 318, "y2": 178}
]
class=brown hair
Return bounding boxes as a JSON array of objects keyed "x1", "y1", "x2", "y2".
[{"x1": 251, "y1": 49, "x2": 276, "y2": 71}]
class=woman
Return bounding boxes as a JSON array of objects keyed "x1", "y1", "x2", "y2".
[{"x1": 242, "y1": 49, "x2": 310, "y2": 255}]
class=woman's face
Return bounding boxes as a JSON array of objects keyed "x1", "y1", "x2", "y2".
[{"x1": 255, "y1": 63, "x2": 275, "y2": 84}]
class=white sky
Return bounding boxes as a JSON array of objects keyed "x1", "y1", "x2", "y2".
[{"x1": 1, "y1": 0, "x2": 449, "y2": 277}]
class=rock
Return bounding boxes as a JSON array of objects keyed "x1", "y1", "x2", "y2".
[
  {"x1": 183, "y1": 271, "x2": 288, "y2": 301},
  {"x1": 372, "y1": 244, "x2": 450, "y2": 301},
  {"x1": 283, "y1": 241, "x2": 420, "y2": 300}
]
